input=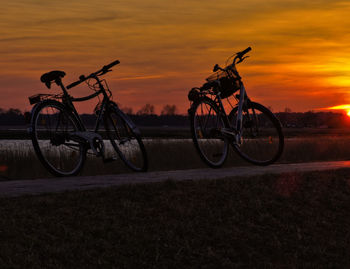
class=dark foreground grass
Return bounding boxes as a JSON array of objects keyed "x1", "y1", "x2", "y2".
[{"x1": 0, "y1": 169, "x2": 350, "y2": 268}]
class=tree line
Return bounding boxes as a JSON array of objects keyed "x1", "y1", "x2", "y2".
[
  {"x1": 1, "y1": 106, "x2": 350, "y2": 128},
  {"x1": 120, "y1": 104, "x2": 178, "y2": 116}
]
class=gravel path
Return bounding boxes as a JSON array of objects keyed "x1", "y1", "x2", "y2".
[{"x1": 1, "y1": 160, "x2": 350, "y2": 197}]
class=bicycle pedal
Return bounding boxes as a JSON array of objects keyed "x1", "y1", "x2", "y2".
[{"x1": 103, "y1": 157, "x2": 117, "y2": 163}]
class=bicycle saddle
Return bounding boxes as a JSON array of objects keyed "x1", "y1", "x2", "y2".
[{"x1": 40, "y1": 70, "x2": 66, "y2": 88}]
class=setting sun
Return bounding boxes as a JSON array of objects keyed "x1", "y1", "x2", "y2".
[{"x1": 322, "y1": 104, "x2": 350, "y2": 117}]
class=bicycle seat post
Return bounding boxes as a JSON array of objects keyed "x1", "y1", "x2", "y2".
[{"x1": 54, "y1": 78, "x2": 66, "y2": 95}]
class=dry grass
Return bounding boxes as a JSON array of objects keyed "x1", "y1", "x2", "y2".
[{"x1": 1, "y1": 136, "x2": 350, "y2": 179}]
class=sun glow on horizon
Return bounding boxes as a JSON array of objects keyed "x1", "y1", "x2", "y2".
[
  {"x1": 326, "y1": 104, "x2": 350, "y2": 110},
  {"x1": 322, "y1": 104, "x2": 350, "y2": 117}
]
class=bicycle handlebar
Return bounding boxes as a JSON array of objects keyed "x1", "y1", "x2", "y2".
[
  {"x1": 213, "y1": 47, "x2": 252, "y2": 72},
  {"x1": 66, "y1": 60, "x2": 120, "y2": 89},
  {"x1": 236, "y1": 47, "x2": 251, "y2": 59},
  {"x1": 200, "y1": 47, "x2": 251, "y2": 91},
  {"x1": 103, "y1": 60, "x2": 120, "y2": 71}
]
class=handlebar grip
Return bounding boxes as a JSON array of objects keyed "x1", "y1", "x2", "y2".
[
  {"x1": 237, "y1": 47, "x2": 252, "y2": 58},
  {"x1": 66, "y1": 79, "x2": 83, "y2": 89},
  {"x1": 242, "y1": 47, "x2": 251, "y2": 54},
  {"x1": 103, "y1": 60, "x2": 120, "y2": 71}
]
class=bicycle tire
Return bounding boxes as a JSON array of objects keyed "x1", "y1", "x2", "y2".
[
  {"x1": 30, "y1": 100, "x2": 86, "y2": 176},
  {"x1": 104, "y1": 103, "x2": 148, "y2": 172},
  {"x1": 189, "y1": 97, "x2": 229, "y2": 168},
  {"x1": 229, "y1": 101, "x2": 284, "y2": 165}
]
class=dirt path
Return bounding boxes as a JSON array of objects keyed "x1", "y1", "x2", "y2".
[{"x1": 1, "y1": 161, "x2": 350, "y2": 197}]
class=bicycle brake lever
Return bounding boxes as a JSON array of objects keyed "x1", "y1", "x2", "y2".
[
  {"x1": 101, "y1": 68, "x2": 112, "y2": 75},
  {"x1": 236, "y1": 56, "x2": 249, "y2": 64}
]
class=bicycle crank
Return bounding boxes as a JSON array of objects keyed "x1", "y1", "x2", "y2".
[
  {"x1": 69, "y1": 131, "x2": 105, "y2": 156},
  {"x1": 220, "y1": 128, "x2": 243, "y2": 145}
]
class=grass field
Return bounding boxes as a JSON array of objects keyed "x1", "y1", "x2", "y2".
[
  {"x1": 0, "y1": 169, "x2": 349, "y2": 267},
  {"x1": 3, "y1": 127, "x2": 350, "y2": 139},
  {"x1": 1, "y1": 135, "x2": 350, "y2": 179}
]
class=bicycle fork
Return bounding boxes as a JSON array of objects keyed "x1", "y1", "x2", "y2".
[{"x1": 219, "y1": 82, "x2": 251, "y2": 145}]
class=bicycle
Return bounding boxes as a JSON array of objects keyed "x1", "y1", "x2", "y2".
[
  {"x1": 188, "y1": 47, "x2": 284, "y2": 167},
  {"x1": 28, "y1": 60, "x2": 148, "y2": 176}
]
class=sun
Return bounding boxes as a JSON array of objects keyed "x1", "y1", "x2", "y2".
[{"x1": 325, "y1": 105, "x2": 350, "y2": 117}]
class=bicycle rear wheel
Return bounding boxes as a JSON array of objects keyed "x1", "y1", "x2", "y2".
[
  {"x1": 229, "y1": 102, "x2": 284, "y2": 165},
  {"x1": 190, "y1": 97, "x2": 229, "y2": 168},
  {"x1": 104, "y1": 106, "x2": 148, "y2": 172},
  {"x1": 31, "y1": 100, "x2": 86, "y2": 176}
]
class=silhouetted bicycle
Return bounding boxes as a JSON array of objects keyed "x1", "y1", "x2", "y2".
[
  {"x1": 188, "y1": 47, "x2": 284, "y2": 167},
  {"x1": 28, "y1": 60, "x2": 148, "y2": 176}
]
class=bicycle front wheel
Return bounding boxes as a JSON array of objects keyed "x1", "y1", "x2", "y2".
[
  {"x1": 31, "y1": 100, "x2": 86, "y2": 176},
  {"x1": 104, "y1": 107, "x2": 148, "y2": 172},
  {"x1": 190, "y1": 97, "x2": 229, "y2": 168},
  {"x1": 229, "y1": 102, "x2": 284, "y2": 165}
]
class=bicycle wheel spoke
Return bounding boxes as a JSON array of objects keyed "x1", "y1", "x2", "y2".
[
  {"x1": 32, "y1": 102, "x2": 85, "y2": 176},
  {"x1": 104, "y1": 108, "x2": 147, "y2": 171},
  {"x1": 191, "y1": 98, "x2": 229, "y2": 167},
  {"x1": 230, "y1": 102, "x2": 284, "y2": 165}
]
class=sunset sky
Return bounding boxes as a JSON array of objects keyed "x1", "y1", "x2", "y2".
[{"x1": 1, "y1": 0, "x2": 350, "y2": 114}]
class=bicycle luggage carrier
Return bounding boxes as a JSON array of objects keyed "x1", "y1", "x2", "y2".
[{"x1": 28, "y1": 93, "x2": 62, "y2": 105}]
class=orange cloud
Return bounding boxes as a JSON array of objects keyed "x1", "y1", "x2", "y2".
[{"x1": 1, "y1": 0, "x2": 350, "y2": 113}]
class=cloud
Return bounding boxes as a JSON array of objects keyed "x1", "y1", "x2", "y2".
[
  {"x1": 1, "y1": 0, "x2": 350, "y2": 112},
  {"x1": 36, "y1": 15, "x2": 119, "y2": 25}
]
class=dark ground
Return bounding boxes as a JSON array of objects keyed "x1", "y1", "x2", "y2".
[{"x1": 0, "y1": 169, "x2": 349, "y2": 268}]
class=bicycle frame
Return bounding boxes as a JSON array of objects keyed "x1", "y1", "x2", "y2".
[
  {"x1": 235, "y1": 81, "x2": 247, "y2": 139},
  {"x1": 210, "y1": 79, "x2": 248, "y2": 141},
  {"x1": 189, "y1": 47, "x2": 284, "y2": 168},
  {"x1": 55, "y1": 74, "x2": 140, "y2": 137},
  {"x1": 57, "y1": 75, "x2": 110, "y2": 133}
]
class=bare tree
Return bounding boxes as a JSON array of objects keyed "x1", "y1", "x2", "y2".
[
  {"x1": 137, "y1": 104, "x2": 155, "y2": 115},
  {"x1": 161, "y1": 104, "x2": 178, "y2": 116},
  {"x1": 284, "y1": 107, "x2": 292, "y2": 113}
]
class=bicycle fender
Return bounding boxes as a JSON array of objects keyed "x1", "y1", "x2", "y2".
[
  {"x1": 27, "y1": 100, "x2": 62, "y2": 134},
  {"x1": 188, "y1": 96, "x2": 215, "y2": 115},
  {"x1": 27, "y1": 103, "x2": 41, "y2": 134},
  {"x1": 27, "y1": 99, "x2": 83, "y2": 134}
]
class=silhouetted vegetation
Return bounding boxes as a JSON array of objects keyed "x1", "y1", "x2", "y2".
[
  {"x1": 161, "y1": 104, "x2": 178, "y2": 115},
  {"x1": 1, "y1": 107, "x2": 350, "y2": 128},
  {"x1": 276, "y1": 111, "x2": 350, "y2": 128},
  {"x1": 0, "y1": 108, "x2": 26, "y2": 126},
  {"x1": 136, "y1": 103, "x2": 155, "y2": 115}
]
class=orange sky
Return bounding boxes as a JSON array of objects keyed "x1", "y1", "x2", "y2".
[{"x1": 1, "y1": 0, "x2": 350, "y2": 114}]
